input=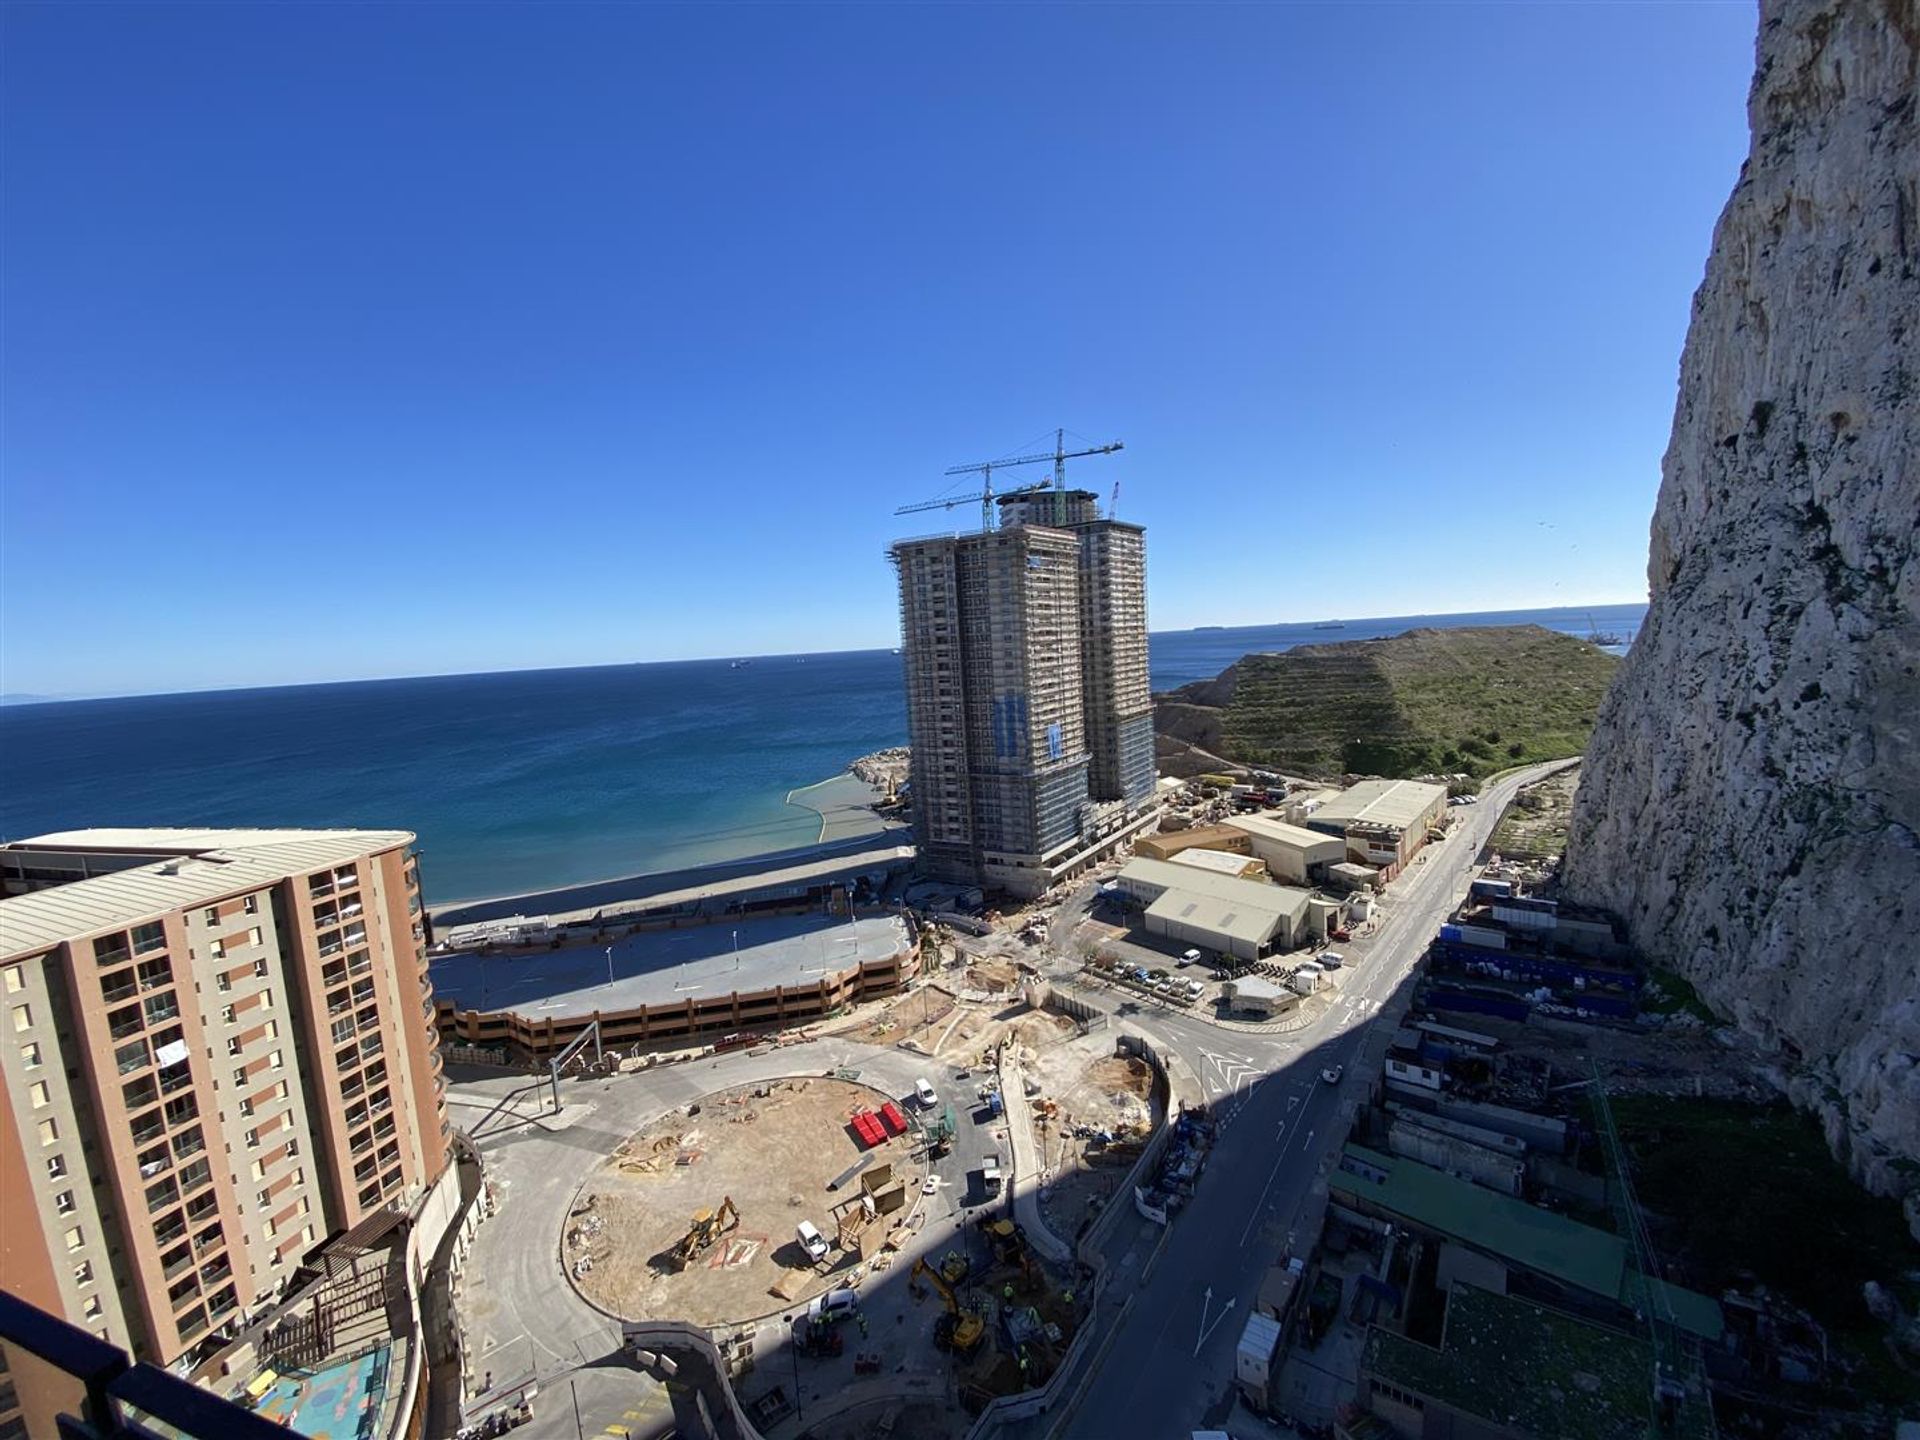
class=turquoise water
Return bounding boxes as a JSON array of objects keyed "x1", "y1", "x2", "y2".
[{"x1": 0, "y1": 603, "x2": 1643, "y2": 903}]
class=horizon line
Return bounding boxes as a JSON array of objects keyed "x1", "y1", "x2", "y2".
[{"x1": 0, "y1": 597, "x2": 1648, "y2": 709}]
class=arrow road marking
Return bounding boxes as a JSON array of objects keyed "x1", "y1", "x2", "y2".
[{"x1": 1193, "y1": 1286, "x2": 1239, "y2": 1357}]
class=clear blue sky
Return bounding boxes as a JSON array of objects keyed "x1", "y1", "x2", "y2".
[{"x1": 1, "y1": 1, "x2": 1757, "y2": 697}]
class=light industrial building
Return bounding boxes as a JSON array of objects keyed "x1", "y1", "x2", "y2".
[
  {"x1": 1224, "y1": 815, "x2": 1346, "y2": 885},
  {"x1": 891, "y1": 486, "x2": 1157, "y2": 899},
  {"x1": 1115, "y1": 857, "x2": 1312, "y2": 960},
  {"x1": 0, "y1": 828, "x2": 452, "y2": 1395},
  {"x1": 1305, "y1": 778, "x2": 1450, "y2": 869},
  {"x1": 1133, "y1": 824, "x2": 1252, "y2": 863},
  {"x1": 1167, "y1": 848, "x2": 1268, "y2": 881}
]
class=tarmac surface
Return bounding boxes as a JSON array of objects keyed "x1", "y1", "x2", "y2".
[{"x1": 428, "y1": 912, "x2": 911, "y2": 1019}]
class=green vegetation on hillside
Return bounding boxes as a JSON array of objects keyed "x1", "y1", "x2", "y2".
[{"x1": 1154, "y1": 625, "x2": 1619, "y2": 780}]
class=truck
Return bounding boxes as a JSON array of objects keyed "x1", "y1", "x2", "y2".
[
  {"x1": 1235, "y1": 1310, "x2": 1285, "y2": 1415},
  {"x1": 981, "y1": 1152, "x2": 1002, "y2": 1197}
]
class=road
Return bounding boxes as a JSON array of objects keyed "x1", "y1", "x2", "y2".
[{"x1": 1044, "y1": 760, "x2": 1574, "y2": 1440}]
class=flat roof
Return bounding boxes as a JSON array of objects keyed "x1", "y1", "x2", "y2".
[
  {"x1": 1225, "y1": 815, "x2": 1347, "y2": 851},
  {"x1": 427, "y1": 912, "x2": 911, "y2": 1020},
  {"x1": 1332, "y1": 1145, "x2": 1722, "y2": 1341},
  {"x1": 1364, "y1": 1284, "x2": 1713, "y2": 1440},
  {"x1": 1167, "y1": 848, "x2": 1258, "y2": 875},
  {"x1": 1227, "y1": 975, "x2": 1291, "y2": 1001},
  {"x1": 1, "y1": 828, "x2": 414, "y2": 959},
  {"x1": 1311, "y1": 778, "x2": 1449, "y2": 832}
]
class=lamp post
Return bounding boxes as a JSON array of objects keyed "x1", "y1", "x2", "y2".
[
  {"x1": 605, "y1": 945, "x2": 615, "y2": 989},
  {"x1": 732, "y1": 929, "x2": 740, "y2": 972}
]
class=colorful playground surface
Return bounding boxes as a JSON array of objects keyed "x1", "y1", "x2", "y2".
[{"x1": 249, "y1": 1345, "x2": 391, "y2": 1440}]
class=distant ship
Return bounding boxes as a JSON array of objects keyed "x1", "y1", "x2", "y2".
[
  {"x1": 1194, "y1": 625, "x2": 1226, "y2": 632},
  {"x1": 1313, "y1": 622, "x2": 1346, "y2": 630},
  {"x1": 731, "y1": 659, "x2": 752, "y2": 669}
]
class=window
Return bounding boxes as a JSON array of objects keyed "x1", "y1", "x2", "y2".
[
  {"x1": 47, "y1": 1154, "x2": 67, "y2": 1180},
  {"x1": 38, "y1": 1118, "x2": 58, "y2": 1146},
  {"x1": 286, "y1": 1137, "x2": 300, "y2": 1158},
  {"x1": 238, "y1": 1098, "x2": 254, "y2": 1118},
  {"x1": 64, "y1": 1226, "x2": 84, "y2": 1252},
  {"x1": 244, "y1": 1128, "x2": 259, "y2": 1149},
  {"x1": 257, "y1": 1189, "x2": 271, "y2": 1208},
  {"x1": 252, "y1": 959, "x2": 269, "y2": 979},
  {"x1": 215, "y1": 972, "x2": 232, "y2": 993},
  {"x1": 74, "y1": 1260, "x2": 93, "y2": 1285},
  {"x1": 3, "y1": 964, "x2": 21, "y2": 993},
  {"x1": 248, "y1": 928, "x2": 263, "y2": 947},
  {"x1": 208, "y1": 939, "x2": 225, "y2": 960},
  {"x1": 220, "y1": 1006, "x2": 236, "y2": 1025},
  {"x1": 243, "y1": 896, "x2": 259, "y2": 915},
  {"x1": 29, "y1": 1081, "x2": 50, "y2": 1108},
  {"x1": 83, "y1": 1295, "x2": 102, "y2": 1320},
  {"x1": 226, "y1": 1038, "x2": 241, "y2": 1057},
  {"x1": 250, "y1": 1159, "x2": 265, "y2": 1181},
  {"x1": 21, "y1": 1041, "x2": 41, "y2": 1069},
  {"x1": 269, "y1": 1048, "x2": 284, "y2": 1071},
  {"x1": 232, "y1": 1067, "x2": 248, "y2": 1087},
  {"x1": 203, "y1": 908, "x2": 219, "y2": 926},
  {"x1": 54, "y1": 1190, "x2": 75, "y2": 1215},
  {"x1": 276, "y1": 1081, "x2": 290, "y2": 1100},
  {"x1": 11, "y1": 1003, "x2": 31, "y2": 1032}
]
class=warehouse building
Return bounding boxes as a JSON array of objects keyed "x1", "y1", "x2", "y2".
[
  {"x1": 1132, "y1": 824, "x2": 1251, "y2": 863},
  {"x1": 1306, "y1": 778, "x2": 1449, "y2": 868},
  {"x1": 1167, "y1": 848, "x2": 1268, "y2": 881},
  {"x1": 1115, "y1": 857, "x2": 1312, "y2": 960},
  {"x1": 1224, "y1": 814, "x2": 1346, "y2": 885}
]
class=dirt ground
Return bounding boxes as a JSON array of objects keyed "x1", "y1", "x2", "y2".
[
  {"x1": 567, "y1": 1078, "x2": 921, "y2": 1324},
  {"x1": 1026, "y1": 1043, "x2": 1163, "y2": 1244},
  {"x1": 1489, "y1": 766, "x2": 1579, "y2": 861},
  {"x1": 831, "y1": 989, "x2": 1078, "y2": 1070},
  {"x1": 1464, "y1": 1010, "x2": 1775, "y2": 1103}
]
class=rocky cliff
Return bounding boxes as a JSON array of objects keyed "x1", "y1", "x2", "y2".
[{"x1": 1564, "y1": 0, "x2": 1919, "y2": 1226}]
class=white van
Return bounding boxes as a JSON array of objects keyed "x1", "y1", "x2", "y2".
[
  {"x1": 914, "y1": 1077, "x2": 937, "y2": 1108},
  {"x1": 796, "y1": 1220, "x2": 829, "y2": 1263},
  {"x1": 807, "y1": 1288, "x2": 860, "y2": 1322}
]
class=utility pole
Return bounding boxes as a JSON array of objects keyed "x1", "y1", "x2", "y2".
[{"x1": 604, "y1": 945, "x2": 615, "y2": 988}]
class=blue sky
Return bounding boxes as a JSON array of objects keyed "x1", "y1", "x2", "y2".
[{"x1": 1, "y1": 2, "x2": 1757, "y2": 697}]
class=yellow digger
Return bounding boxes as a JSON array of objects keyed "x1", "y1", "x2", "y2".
[
  {"x1": 909, "y1": 1257, "x2": 984, "y2": 1354},
  {"x1": 668, "y1": 1196, "x2": 740, "y2": 1270}
]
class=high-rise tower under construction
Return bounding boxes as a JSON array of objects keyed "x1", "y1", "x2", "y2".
[{"x1": 891, "y1": 487, "x2": 1156, "y2": 899}]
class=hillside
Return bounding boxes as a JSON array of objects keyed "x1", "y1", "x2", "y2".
[{"x1": 1155, "y1": 625, "x2": 1619, "y2": 780}]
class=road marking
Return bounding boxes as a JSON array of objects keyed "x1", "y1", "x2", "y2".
[
  {"x1": 1239, "y1": 1095, "x2": 1313, "y2": 1248},
  {"x1": 1193, "y1": 1285, "x2": 1239, "y2": 1357}
]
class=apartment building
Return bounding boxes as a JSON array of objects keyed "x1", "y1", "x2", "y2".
[
  {"x1": 0, "y1": 828, "x2": 450, "y2": 1385},
  {"x1": 892, "y1": 487, "x2": 1157, "y2": 899}
]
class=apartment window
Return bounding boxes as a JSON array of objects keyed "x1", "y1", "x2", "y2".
[
  {"x1": 29, "y1": 1081, "x2": 50, "y2": 1108},
  {"x1": 248, "y1": 928, "x2": 263, "y2": 947},
  {"x1": 250, "y1": 1159, "x2": 266, "y2": 1182},
  {"x1": 216, "y1": 972, "x2": 232, "y2": 993},
  {"x1": 276, "y1": 1080, "x2": 290, "y2": 1100},
  {"x1": 264, "y1": 1215, "x2": 277, "y2": 1238},
  {"x1": 21, "y1": 1041, "x2": 41, "y2": 1069},
  {"x1": 47, "y1": 1154, "x2": 67, "y2": 1180},
  {"x1": 54, "y1": 1190, "x2": 75, "y2": 1215},
  {"x1": 132, "y1": 923, "x2": 165, "y2": 954},
  {"x1": 11, "y1": 1003, "x2": 31, "y2": 1032},
  {"x1": 238, "y1": 1098, "x2": 254, "y2": 1119},
  {"x1": 208, "y1": 939, "x2": 225, "y2": 960},
  {"x1": 203, "y1": 908, "x2": 219, "y2": 926},
  {"x1": 257, "y1": 1188, "x2": 271, "y2": 1208},
  {"x1": 226, "y1": 1038, "x2": 242, "y2": 1057},
  {"x1": 83, "y1": 1295, "x2": 102, "y2": 1320},
  {"x1": 93, "y1": 933, "x2": 131, "y2": 965},
  {"x1": 286, "y1": 1137, "x2": 300, "y2": 1158},
  {"x1": 64, "y1": 1226, "x2": 84, "y2": 1252},
  {"x1": 220, "y1": 1005, "x2": 236, "y2": 1025},
  {"x1": 253, "y1": 959, "x2": 269, "y2": 979},
  {"x1": 243, "y1": 896, "x2": 259, "y2": 915},
  {"x1": 74, "y1": 1260, "x2": 93, "y2": 1285},
  {"x1": 233, "y1": 1067, "x2": 248, "y2": 1086},
  {"x1": 2, "y1": 964, "x2": 21, "y2": 993},
  {"x1": 38, "y1": 1118, "x2": 58, "y2": 1146}
]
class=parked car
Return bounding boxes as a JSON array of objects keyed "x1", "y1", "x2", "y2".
[
  {"x1": 796, "y1": 1220, "x2": 830, "y2": 1263},
  {"x1": 808, "y1": 1289, "x2": 860, "y2": 1322},
  {"x1": 1320, "y1": 952, "x2": 1344, "y2": 970},
  {"x1": 1178, "y1": 948, "x2": 1202, "y2": 967},
  {"x1": 915, "y1": 1077, "x2": 938, "y2": 1108}
]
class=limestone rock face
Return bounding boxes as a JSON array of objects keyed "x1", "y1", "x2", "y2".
[{"x1": 1563, "y1": 0, "x2": 1919, "y2": 1224}]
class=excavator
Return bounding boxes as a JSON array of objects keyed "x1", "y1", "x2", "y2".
[
  {"x1": 977, "y1": 1217, "x2": 1039, "y2": 1291},
  {"x1": 668, "y1": 1196, "x2": 740, "y2": 1271},
  {"x1": 909, "y1": 1257, "x2": 985, "y2": 1355}
]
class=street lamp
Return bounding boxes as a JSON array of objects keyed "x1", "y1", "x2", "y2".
[
  {"x1": 732, "y1": 929, "x2": 740, "y2": 972},
  {"x1": 604, "y1": 945, "x2": 615, "y2": 989}
]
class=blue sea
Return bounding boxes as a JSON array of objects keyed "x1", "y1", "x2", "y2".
[{"x1": 1, "y1": 602, "x2": 1643, "y2": 904}]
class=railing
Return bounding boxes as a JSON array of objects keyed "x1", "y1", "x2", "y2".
[
  {"x1": 160, "y1": 1066, "x2": 195, "y2": 1096},
  {"x1": 101, "y1": 980, "x2": 139, "y2": 1004}
]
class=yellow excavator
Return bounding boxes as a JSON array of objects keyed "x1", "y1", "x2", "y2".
[
  {"x1": 668, "y1": 1196, "x2": 740, "y2": 1270},
  {"x1": 910, "y1": 1257, "x2": 984, "y2": 1354}
]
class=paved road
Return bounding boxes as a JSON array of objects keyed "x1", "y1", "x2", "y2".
[{"x1": 1046, "y1": 760, "x2": 1574, "y2": 1440}]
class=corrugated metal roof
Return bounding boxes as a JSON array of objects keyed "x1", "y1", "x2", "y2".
[
  {"x1": 1146, "y1": 889, "x2": 1285, "y2": 945},
  {"x1": 1226, "y1": 815, "x2": 1347, "y2": 851},
  {"x1": 0, "y1": 828, "x2": 414, "y2": 958},
  {"x1": 1119, "y1": 857, "x2": 1312, "y2": 918},
  {"x1": 1167, "y1": 848, "x2": 1258, "y2": 876},
  {"x1": 1310, "y1": 779, "x2": 1448, "y2": 832}
]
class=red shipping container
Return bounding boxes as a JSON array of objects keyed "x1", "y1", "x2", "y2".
[{"x1": 879, "y1": 1102, "x2": 908, "y2": 1136}]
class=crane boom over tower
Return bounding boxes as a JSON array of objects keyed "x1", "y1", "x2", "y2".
[{"x1": 895, "y1": 428, "x2": 1124, "y2": 531}]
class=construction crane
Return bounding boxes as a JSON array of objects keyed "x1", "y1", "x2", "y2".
[{"x1": 895, "y1": 428, "x2": 1124, "y2": 532}]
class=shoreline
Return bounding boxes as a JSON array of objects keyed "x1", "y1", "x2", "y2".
[{"x1": 429, "y1": 765, "x2": 902, "y2": 921}]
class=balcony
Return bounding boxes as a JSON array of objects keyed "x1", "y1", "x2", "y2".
[
  {"x1": 178, "y1": 1159, "x2": 212, "y2": 1195},
  {"x1": 108, "y1": 1009, "x2": 145, "y2": 1041},
  {"x1": 100, "y1": 978, "x2": 138, "y2": 1005},
  {"x1": 152, "y1": 1212, "x2": 186, "y2": 1247},
  {"x1": 158, "y1": 1065, "x2": 194, "y2": 1097},
  {"x1": 192, "y1": 1225, "x2": 222, "y2": 1255},
  {"x1": 171, "y1": 1129, "x2": 205, "y2": 1161},
  {"x1": 143, "y1": 995, "x2": 180, "y2": 1026},
  {"x1": 117, "y1": 1042, "x2": 151, "y2": 1076},
  {"x1": 183, "y1": 1193, "x2": 218, "y2": 1223},
  {"x1": 199, "y1": 1257, "x2": 232, "y2": 1288},
  {"x1": 161, "y1": 1248, "x2": 194, "y2": 1281},
  {"x1": 130, "y1": 1114, "x2": 165, "y2": 1147}
]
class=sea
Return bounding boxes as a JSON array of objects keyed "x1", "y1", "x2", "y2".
[{"x1": 1, "y1": 602, "x2": 1644, "y2": 905}]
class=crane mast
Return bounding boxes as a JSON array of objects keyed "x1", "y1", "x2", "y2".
[{"x1": 894, "y1": 430, "x2": 1124, "y2": 531}]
